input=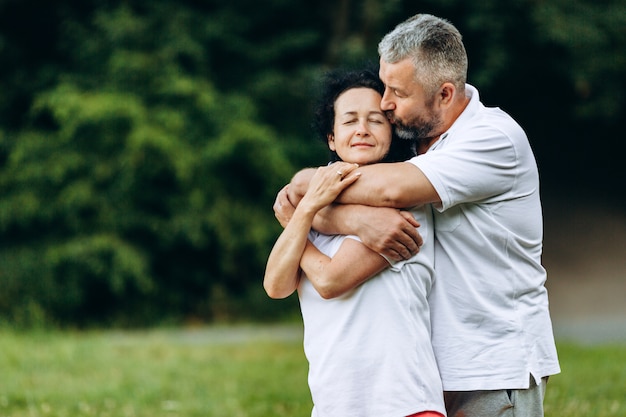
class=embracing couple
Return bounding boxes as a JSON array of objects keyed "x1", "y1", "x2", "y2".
[{"x1": 264, "y1": 13, "x2": 560, "y2": 417}]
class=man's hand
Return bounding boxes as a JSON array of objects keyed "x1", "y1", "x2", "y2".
[
  {"x1": 273, "y1": 185, "x2": 295, "y2": 228},
  {"x1": 356, "y1": 208, "x2": 422, "y2": 261}
]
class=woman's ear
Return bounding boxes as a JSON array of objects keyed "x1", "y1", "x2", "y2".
[{"x1": 327, "y1": 133, "x2": 336, "y2": 151}]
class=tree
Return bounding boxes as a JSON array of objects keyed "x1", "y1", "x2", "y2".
[
  {"x1": 0, "y1": 0, "x2": 624, "y2": 327},
  {"x1": 0, "y1": 1, "x2": 295, "y2": 326}
]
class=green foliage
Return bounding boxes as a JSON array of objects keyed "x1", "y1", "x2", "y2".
[
  {"x1": 0, "y1": 0, "x2": 624, "y2": 326},
  {"x1": 0, "y1": 1, "x2": 297, "y2": 326},
  {"x1": 530, "y1": 0, "x2": 626, "y2": 120}
]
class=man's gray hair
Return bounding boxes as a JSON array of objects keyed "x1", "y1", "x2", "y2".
[{"x1": 378, "y1": 14, "x2": 468, "y2": 97}]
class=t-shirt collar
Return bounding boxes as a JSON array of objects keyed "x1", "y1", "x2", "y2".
[{"x1": 428, "y1": 83, "x2": 479, "y2": 152}]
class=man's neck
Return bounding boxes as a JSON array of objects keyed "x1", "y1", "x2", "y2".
[
  {"x1": 417, "y1": 95, "x2": 470, "y2": 154},
  {"x1": 417, "y1": 137, "x2": 439, "y2": 155}
]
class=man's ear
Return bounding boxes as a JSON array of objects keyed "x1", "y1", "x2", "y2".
[
  {"x1": 439, "y1": 82, "x2": 456, "y2": 107},
  {"x1": 327, "y1": 133, "x2": 336, "y2": 151}
]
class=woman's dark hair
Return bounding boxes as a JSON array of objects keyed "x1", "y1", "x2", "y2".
[{"x1": 311, "y1": 65, "x2": 417, "y2": 163}]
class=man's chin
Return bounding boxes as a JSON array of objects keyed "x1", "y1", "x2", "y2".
[{"x1": 395, "y1": 128, "x2": 418, "y2": 140}]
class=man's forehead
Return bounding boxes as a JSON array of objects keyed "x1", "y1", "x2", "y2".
[{"x1": 379, "y1": 59, "x2": 414, "y2": 87}]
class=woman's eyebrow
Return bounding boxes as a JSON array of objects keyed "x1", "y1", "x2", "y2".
[{"x1": 339, "y1": 110, "x2": 386, "y2": 116}]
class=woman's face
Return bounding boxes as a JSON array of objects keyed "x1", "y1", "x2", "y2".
[{"x1": 328, "y1": 87, "x2": 392, "y2": 165}]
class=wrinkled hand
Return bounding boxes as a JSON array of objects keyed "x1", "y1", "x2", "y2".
[
  {"x1": 299, "y1": 162, "x2": 360, "y2": 213},
  {"x1": 357, "y1": 208, "x2": 423, "y2": 261},
  {"x1": 273, "y1": 162, "x2": 359, "y2": 228}
]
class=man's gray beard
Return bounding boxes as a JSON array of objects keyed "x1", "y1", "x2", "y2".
[
  {"x1": 394, "y1": 121, "x2": 436, "y2": 141},
  {"x1": 395, "y1": 125, "x2": 419, "y2": 140}
]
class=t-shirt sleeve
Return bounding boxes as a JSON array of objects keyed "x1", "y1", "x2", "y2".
[
  {"x1": 409, "y1": 126, "x2": 520, "y2": 211},
  {"x1": 343, "y1": 235, "x2": 407, "y2": 272},
  {"x1": 377, "y1": 252, "x2": 408, "y2": 271}
]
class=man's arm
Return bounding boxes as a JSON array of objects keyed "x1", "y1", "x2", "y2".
[
  {"x1": 277, "y1": 163, "x2": 433, "y2": 260},
  {"x1": 314, "y1": 204, "x2": 422, "y2": 260},
  {"x1": 289, "y1": 162, "x2": 440, "y2": 208},
  {"x1": 273, "y1": 187, "x2": 422, "y2": 260}
]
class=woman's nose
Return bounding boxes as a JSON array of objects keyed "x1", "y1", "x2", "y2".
[{"x1": 355, "y1": 120, "x2": 370, "y2": 136}]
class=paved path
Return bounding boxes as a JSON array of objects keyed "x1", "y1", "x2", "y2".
[{"x1": 543, "y1": 199, "x2": 626, "y2": 345}]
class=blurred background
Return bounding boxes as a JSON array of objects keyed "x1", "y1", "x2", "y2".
[{"x1": 0, "y1": 0, "x2": 624, "y2": 331}]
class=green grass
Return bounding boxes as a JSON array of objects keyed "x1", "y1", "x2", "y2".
[
  {"x1": 0, "y1": 325, "x2": 624, "y2": 417},
  {"x1": 545, "y1": 343, "x2": 626, "y2": 416},
  {"x1": 0, "y1": 325, "x2": 311, "y2": 417}
]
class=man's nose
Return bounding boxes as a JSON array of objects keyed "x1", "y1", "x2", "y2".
[{"x1": 380, "y1": 89, "x2": 394, "y2": 111}]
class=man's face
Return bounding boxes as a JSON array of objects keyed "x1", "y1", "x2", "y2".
[{"x1": 379, "y1": 57, "x2": 442, "y2": 141}]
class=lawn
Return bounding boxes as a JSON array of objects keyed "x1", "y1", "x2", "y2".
[{"x1": 0, "y1": 324, "x2": 624, "y2": 417}]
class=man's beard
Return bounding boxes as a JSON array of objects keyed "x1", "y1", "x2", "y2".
[{"x1": 389, "y1": 111, "x2": 442, "y2": 142}]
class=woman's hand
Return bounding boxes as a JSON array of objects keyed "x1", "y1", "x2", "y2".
[{"x1": 298, "y1": 162, "x2": 360, "y2": 213}]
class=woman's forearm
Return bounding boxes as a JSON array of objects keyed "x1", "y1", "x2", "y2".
[
  {"x1": 263, "y1": 207, "x2": 317, "y2": 299},
  {"x1": 299, "y1": 238, "x2": 388, "y2": 299}
]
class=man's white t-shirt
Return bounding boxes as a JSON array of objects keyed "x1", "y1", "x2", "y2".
[
  {"x1": 299, "y1": 206, "x2": 446, "y2": 417},
  {"x1": 409, "y1": 84, "x2": 560, "y2": 391}
]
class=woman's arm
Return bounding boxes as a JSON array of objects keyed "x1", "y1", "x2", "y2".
[
  {"x1": 263, "y1": 203, "x2": 317, "y2": 299},
  {"x1": 263, "y1": 162, "x2": 360, "y2": 299},
  {"x1": 299, "y1": 237, "x2": 389, "y2": 299}
]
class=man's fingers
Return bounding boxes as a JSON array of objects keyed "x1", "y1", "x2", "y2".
[
  {"x1": 380, "y1": 220, "x2": 421, "y2": 259},
  {"x1": 272, "y1": 185, "x2": 294, "y2": 227},
  {"x1": 399, "y1": 210, "x2": 421, "y2": 228},
  {"x1": 401, "y1": 227, "x2": 421, "y2": 255},
  {"x1": 379, "y1": 231, "x2": 418, "y2": 261},
  {"x1": 380, "y1": 249, "x2": 403, "y2": 263}
]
